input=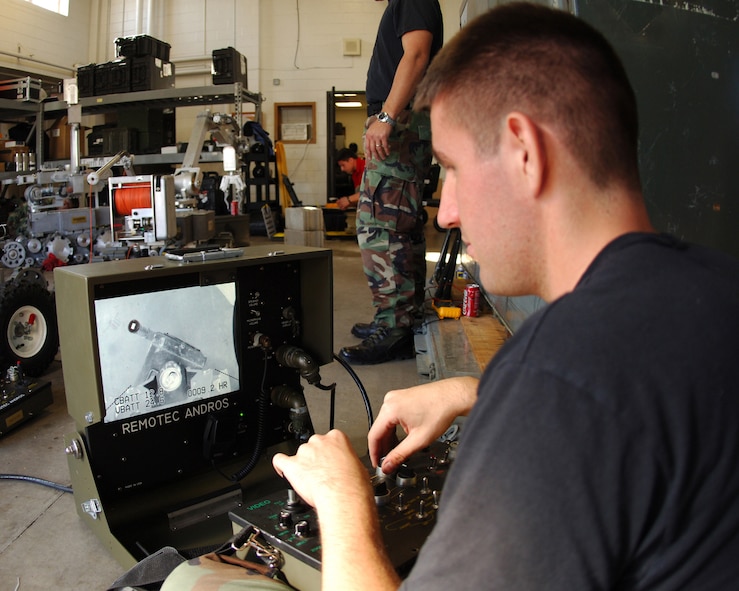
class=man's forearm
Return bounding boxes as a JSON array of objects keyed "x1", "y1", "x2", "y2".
[
  {"x1": 319, "y1": 500, "x2": 401, "y2": 591},
  {"x1": 272, "y1": 432, "x2": 402, "y2": 591},
  {"x1": 382, "y1": 30, "x2": 433, "y2": 118},
  {"x1": 383, "y1": 60, "x2": 424, "y2": 117}
]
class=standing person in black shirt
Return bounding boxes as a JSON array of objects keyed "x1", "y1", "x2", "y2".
[{"x1": 339, "y1": 0, "x2": 443, "y2": 365}]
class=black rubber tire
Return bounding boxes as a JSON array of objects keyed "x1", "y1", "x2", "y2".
[{"x1": 0, "y1": 280, "x2": 59, "y2": 377}]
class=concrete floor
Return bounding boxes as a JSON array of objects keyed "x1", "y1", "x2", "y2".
[{"x1": 0, "y1": 225, "x2": 450, "y2": 590}]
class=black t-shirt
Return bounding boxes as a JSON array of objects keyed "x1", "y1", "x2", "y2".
[
  {"x1": 366, "y1": 0, "x2": 443, "y2": 105},
  {"x1": 402, "y1": 233, "x2": 739, "y2": 590}
]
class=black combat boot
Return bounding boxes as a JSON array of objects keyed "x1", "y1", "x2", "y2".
[
  {"x1": 351, "y1": 322, "x2": 381, "y2": 339},
  {"x1": 339, "y1": 326, "x2": 415, "y2": 365}
]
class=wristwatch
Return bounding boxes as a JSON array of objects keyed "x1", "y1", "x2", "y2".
[{"x1": 377, "y1": 111, "x2": 396, "y2": 127}]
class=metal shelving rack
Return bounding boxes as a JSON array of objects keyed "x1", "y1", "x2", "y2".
[
  {"x1": 74, "y1": 82, "x2": 262, "y2": 167},
  {"x1": 71, "y1": 83, "x2": 277, "y2": 218},
  {"x1": 3, "y1": 83, "x2": 263, "y2": 176},
  {"x1": 0, "y1": 97, "x2": 47, "y2": 181},
  {"x1": 76, "y1": 83, "x2": 261, "y2": 127}
]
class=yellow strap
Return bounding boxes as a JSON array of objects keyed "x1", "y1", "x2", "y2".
[{"x1": 274, "y1": 141, "x2": 290, "y2": 212}]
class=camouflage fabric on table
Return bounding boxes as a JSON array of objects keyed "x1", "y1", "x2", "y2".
[
  {"x1": 357, "y1": 108, "x2": 433, "y2": 328},
  {"x1": 161, "y1": 552, "x2": 294, "y2": 591}
]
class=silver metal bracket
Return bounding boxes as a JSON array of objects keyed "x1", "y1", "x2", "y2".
[
  {"x1": 233, "y1": 527, "x2": 284, "y2": 571},
  {"x1": 81, "y1": 498, "x2": 102, "y2": 520}
]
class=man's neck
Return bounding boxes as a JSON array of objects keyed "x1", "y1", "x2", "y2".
[{"x1": 539, "y1": 187, "x2": 655, "y2": 302}]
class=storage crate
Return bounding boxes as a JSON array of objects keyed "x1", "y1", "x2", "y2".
[
  {"x1": 87, "y1": 124, "x2": 114, "y2": 156},
  {"x1": 115, "y1": 34, "x2": 171, "y2": 61},
  {"x1": 212, "y1": 47, "x2": 248, "y2": 86},
  {"x1": 0, "y1": 77, "x2": 45, "y2": 102},
  {"x1": 102, "y1": 127, "x2": 138, "y2": 155},
  {"x1": 117, "y1": 107, "x2": 175, "y2": 153},
  {"x1": 77, "y1": 64, "x2": 96, "y2": 97},
  {"x1": 94, "y1": 60, "x2": 130, "y2": 95},
  {"x1": 129, "y1": 56, "x2": 175, "y2": 92}
]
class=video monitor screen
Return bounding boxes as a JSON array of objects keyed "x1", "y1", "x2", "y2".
[{"x1": 94, "y1": 283, "x2": 239, "y2": 423}]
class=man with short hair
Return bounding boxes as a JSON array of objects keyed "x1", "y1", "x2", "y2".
[
  {"x1": 274, "y1": 4, "x2": 739, "y2": 590},
  {"x1": 335, "y1": 148, "x2": 366, "y2": 210}
]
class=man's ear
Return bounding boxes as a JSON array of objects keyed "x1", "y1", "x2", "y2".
[{"x1": 503, "y1": 112, "x2": 546, "y2": 197}]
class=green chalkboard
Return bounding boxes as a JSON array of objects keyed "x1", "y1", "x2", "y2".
[{"x1": 579, "y1": 0, "x2": 738, "y2": 258}]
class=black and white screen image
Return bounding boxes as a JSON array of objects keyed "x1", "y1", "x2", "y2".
[{"x1": 95, "y1": 283, "x2": 239, "y2": 423}]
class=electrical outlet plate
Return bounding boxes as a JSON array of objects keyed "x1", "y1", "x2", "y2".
[{"x1": 342, "y1": 38, "x2": 361, "y2": 56}]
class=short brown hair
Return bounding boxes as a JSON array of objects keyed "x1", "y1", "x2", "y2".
[
  {"x1": 416, "y1": 2, "x2": 641, "y2": 190},
  {"x1": 336, "y1": 148, "x2": 358, "y2": 162}
]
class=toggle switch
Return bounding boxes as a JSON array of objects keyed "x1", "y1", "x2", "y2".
[
  {"x1": 294, "y1": 519, "x2": 311, "y2": 537},
  {"x1": 395, "y1": 491, "x2": 407, "y2": 512},
  {"x1": 278, "y1": 510, "x2": 293, "y2": 529}
]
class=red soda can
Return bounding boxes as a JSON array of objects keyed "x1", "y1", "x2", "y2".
[
  {"x1": 462, "y1": 284, "x2": 481, "y2": 317},
  {"x1": 231, "y1": 200, "x2": 240, "y2": 215}
]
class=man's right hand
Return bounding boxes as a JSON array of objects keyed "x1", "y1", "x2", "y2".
[{"x1": 368, "y1": 376, "x2": 479, "y2": 474}]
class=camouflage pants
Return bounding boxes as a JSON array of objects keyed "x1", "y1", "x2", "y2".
[
  {"x1": 357, "y1": 109, "x2": 432, "y2": 328},
  {"x1": 161, "y1": 552, "x2": 294, "y2": 590}
]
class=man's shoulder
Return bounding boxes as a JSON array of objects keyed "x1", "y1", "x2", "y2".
[
  {"x1": 394, "y1": 0, "x2": 442, "y2": 25},
  {"x1": 490, "y1": 233, "x2": 739, "y2": 376},
  {"x1": 590, "y1": 232, "x2": 739, "y2": 295}
]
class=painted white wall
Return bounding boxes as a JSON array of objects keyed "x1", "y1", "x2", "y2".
[
  {"x1": 257, "y1": 0, "x2": 460, "y2": 203},
  {"x1": 3, "y1": 0, "x2": 461, "y2": 205},
  {"x1": 0, "y1": 0, "x2": 91, "y2": 78}
]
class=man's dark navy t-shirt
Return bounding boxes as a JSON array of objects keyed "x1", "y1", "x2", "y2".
[{"x1": 402, "y1": 233, "x2": 739, "y2": 590}]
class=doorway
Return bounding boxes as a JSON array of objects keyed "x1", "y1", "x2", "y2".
[{"x1": 326, "y1": 88, "x2": 367, "y2": 198}]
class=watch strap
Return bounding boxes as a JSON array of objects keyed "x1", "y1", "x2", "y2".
[{"x1": 377, "y1": 111, "x2": 397, "y2": 127}]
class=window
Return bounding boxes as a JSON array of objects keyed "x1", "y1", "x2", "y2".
[{"x1": 25, "y1": 0, "x2": 69, "y2": 16}]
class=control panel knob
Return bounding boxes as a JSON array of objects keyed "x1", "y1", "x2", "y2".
[
  {"x1": 278, "y1": 510, "x2": 293, "y2": 529},
  {"x1": 294, "y1": 519, "x2": 311, "y2": 537},
  {"x1": 373, "y1": 479, "x2": 390, "y2": 506},
  {"x1": 396, "y1": 465, "x2": 417, "y2": 488},
  {"x1": 376, "y1": 457, "x2": 395, "y2": 478}
]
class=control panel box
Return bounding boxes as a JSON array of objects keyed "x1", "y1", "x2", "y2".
[
  {"x1": 231, "y1": 440, "x2": 456, "y2": 590},
  {"x1": 55, "y1": 245, "x2": 332, "y2": 566}
]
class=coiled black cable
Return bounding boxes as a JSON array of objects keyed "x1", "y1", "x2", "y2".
[
  {"x1": 0, "y1": 473, "x2": 73, "y2": 493},
  {"x1": 214, "y1": 350, "x2": 270, "y2": 483}
]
